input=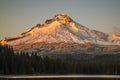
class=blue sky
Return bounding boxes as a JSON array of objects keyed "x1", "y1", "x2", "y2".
[{"x1": 0, "y1": 0, "x2": 120, "y2": 39}]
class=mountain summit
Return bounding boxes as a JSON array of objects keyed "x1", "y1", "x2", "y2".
[{"x1": 1, "y1": 14, "x2": 120, "y2": 46}]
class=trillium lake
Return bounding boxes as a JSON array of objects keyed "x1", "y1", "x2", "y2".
[{"x1": 0, "y1": 75, "x2": 120, "y2": 80}]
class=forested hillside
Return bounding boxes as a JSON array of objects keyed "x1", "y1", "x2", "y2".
[{"x1": 0, "y1": 44, "x2": 120, "y2": 75}]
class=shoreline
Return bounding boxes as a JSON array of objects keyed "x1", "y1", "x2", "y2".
[{"x1": 0, "y1": 74, "x2": 120, "y2": 78}]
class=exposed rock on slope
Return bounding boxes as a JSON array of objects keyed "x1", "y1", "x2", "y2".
[{"x1": 1, "y1": 14, "x2": 120, "y2": 48}]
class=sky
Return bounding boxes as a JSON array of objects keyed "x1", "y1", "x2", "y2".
[{"x1": 0, "y1": 0, "x2": 120, "y2": 39}]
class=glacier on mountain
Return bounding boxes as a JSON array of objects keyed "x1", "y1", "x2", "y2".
[{"x1": 1, "y1": 14, "x2": 120, "y2": 46}]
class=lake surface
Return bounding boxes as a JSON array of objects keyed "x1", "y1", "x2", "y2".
[
  {"x1": 0, "y1": 78, "x2": 119, "y2": 80},
  {"x1": 0, "y1": 75, "x2": 120, "y2": 80}
]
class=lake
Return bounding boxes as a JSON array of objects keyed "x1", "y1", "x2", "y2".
[
  {"x1": 0, "y1": 75, "x2": 120, "y2": 80},
  {"x1": 0, "y1": 79, "x2": 120, "y2": 80}
]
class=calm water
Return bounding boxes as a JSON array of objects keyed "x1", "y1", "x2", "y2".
[
  {"x1": 0, "y1": 78, "x2": 119, "y2": 80},
  {"x1": 0, "y1": 75, "x2": 120, "y2": 80}
]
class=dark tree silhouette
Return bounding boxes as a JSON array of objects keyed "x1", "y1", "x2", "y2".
[{"x1": 0, "y1": 44, "x2": 120, "y2": 75}]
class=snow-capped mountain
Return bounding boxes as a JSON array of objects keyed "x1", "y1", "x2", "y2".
[{"x1": 1, "y1": 14, "x2": 120, "y2": 46}]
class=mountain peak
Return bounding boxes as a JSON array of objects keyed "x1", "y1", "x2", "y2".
[
  {"x1": 54, "y1": 14, "x2": 72, "y2": 23},
  {"x1": 1, "y1": 14, "x2": 120, "y2": 46},
  {"x1": 44, "y1": 14, "x2": 73, "y2": 24},
  {"x1": 54, "y1": 14, "x2": 70, "y2": 19}
]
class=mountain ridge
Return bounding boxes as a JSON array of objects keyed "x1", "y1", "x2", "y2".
[{"x1": 1, "y1": 14, "x2": 120, "y2": 47}]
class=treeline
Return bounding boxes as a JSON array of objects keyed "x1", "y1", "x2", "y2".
[{"x1": 0, "y1": 44, "x2": 120, "y2": 74}]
